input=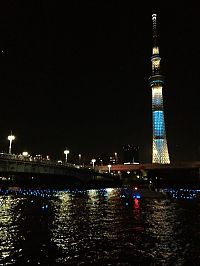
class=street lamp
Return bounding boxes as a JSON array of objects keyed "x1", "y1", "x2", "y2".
[
  {"x1": 8, "y1": 133, "x2": 15, "y2": 154},
  {"x1": 64, "y1": 149, "x2": 70, "y2": 162},
  {"x1": 91, "y1": 159, "x2": 96, "y2": 170},
  {"x1": 108, "y1": 164, "x2": 111, "y2": 173},
  {"x1": 22, "y1": 151, "x2": 29, "y2": 157},
  {"x1": 114, "y1": 152, "x2": 118, "y2": 164},
  {"x1": 78, "y1": 153, "x2": 82, "y2": 165}
]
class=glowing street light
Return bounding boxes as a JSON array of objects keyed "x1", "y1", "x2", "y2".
[
  {"x1": 22, "y1": 151, "x2": 29, "y2": 157},
  {"x1": 64, "y1": 149, "x2": 70, "y2": 162},
  {"x1": 8, "y1": 133, "x2": 15, "y2": 154},
  {"x1": 78, "y1": 153, "x2": 82, "y2": 165},
  {"x1": 91, "y1": 159, "x2": 96, "y2": 170},
  {"x1": 108, "y1": 164, "x2": 111, "y2": 173},
  {"x1": 114, "y1": 152, "x2": 118, "y2": 164}
]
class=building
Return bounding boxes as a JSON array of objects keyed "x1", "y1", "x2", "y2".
[
  {"x1": 97, "y1": 153, "x2": 110, "y2": 166},
  {"x1": 148, "y1": 14, "x2": 170, "y2": 164},
  {"x1": 109, "y1": 156, "x2": 117, "y2": 165},
  {"x1": 123, "y1": 144, "x2": 139, "y2": 164},
  {"x1": 97, "y1": 153, "x2": 118, "y2": 165}
]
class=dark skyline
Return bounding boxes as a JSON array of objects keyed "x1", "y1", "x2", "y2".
[{"x1": 0, "y1": 3, "x2": 199, "y2": 163}]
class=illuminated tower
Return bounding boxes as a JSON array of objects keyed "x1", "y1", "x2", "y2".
[{"x1": 149, "y1": 14, "x2": 170, "y2": 164}]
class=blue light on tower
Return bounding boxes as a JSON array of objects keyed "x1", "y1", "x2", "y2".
[{"x1": 153, "y1": 111, "x2": 165, "y2": 137}]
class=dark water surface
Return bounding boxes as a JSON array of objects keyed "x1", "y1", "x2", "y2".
[{"x1": 0, "y1": 187, "x2": 200, "y2": 265}]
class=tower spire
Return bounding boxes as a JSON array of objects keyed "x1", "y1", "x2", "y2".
[{"x1": 152, "y1": 14, "x2": 157, "y2": 47}]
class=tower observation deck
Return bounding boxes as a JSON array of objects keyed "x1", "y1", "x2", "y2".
[{"x1": 149, "y1": 14, "x2": 170, "y2": 164}]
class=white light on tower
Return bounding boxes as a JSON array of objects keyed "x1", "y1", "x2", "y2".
[
  {"x1": 8, "y1": 133, "x2": 15, "y2": 154},
  {"x1": 64, "y1": 149, "x2": 70, "y2": 162}
]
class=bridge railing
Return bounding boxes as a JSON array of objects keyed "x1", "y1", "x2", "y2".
[{"x1": 0, "y1": 153, "x2": 78, "y2": 168}]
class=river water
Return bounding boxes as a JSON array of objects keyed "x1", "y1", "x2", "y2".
[{"x1": 0, "y1": 187, "x2": 200, "y2": 265}]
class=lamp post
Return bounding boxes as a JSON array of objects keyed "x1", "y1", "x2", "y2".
[
  {"x1": 114, "y1": 152, "x2": 118, "y2": 164},
  {"x1": 91, "y1": 159, "x2": 96, "y2": 170},
  {"x1": 8, "y1": 133, "x2": 15, "y2": 154},
  {"x1": 78, "y1": 153, "x2": 82, "y2": 165},
  {"x1": 64, "y1": 149, "x2": 70, "y2": 162},
  {"x1": 108, "y1": 164, "x2": 111, "y2": 173}
]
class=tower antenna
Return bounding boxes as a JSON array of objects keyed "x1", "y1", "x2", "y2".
[{"x1": 152, "y1": 14, "x2": 157, "y2": 46}]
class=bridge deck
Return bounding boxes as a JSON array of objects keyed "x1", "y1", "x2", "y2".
[
  {"x1": 0, "y1": 153, "x2": 120, "y2": 186},
  {"x1": 96, "y1": 162, "x2": 200, "y2": 172}
]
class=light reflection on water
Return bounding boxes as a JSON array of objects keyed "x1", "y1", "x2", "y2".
[{"x1": 0, "y1": 187, "x2": 200, "y2": 265}]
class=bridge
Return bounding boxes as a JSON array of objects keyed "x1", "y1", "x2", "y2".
[
  {"x1": 96, "y1": 162, "x2": 200, "y2": 172},
  {"x1": 0, "y1": 153, "x2": 121, "y2": 188},
  {"x1": 96, "y1": 162, "x2": 200, "y2": 185},
  {"x1": 1, "y1": 152, "x2": 199, "y2": 187}
]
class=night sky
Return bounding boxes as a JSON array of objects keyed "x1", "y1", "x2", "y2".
[{"x1": 0, "y1": 2, "x2": 199, "y2": 163}]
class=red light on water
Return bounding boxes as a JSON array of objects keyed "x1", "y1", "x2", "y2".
[{"x1": 134, "y1": 198, "x2": 139, "y2": 208}]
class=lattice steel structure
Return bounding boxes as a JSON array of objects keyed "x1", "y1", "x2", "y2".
[{"x1": 149, "y1": 14, "x2": 170, "y2": 164}]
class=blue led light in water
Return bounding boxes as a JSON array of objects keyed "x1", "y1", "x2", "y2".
[{"x1": 133, "y1": 193, "x2": 141, "y2": 199}]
